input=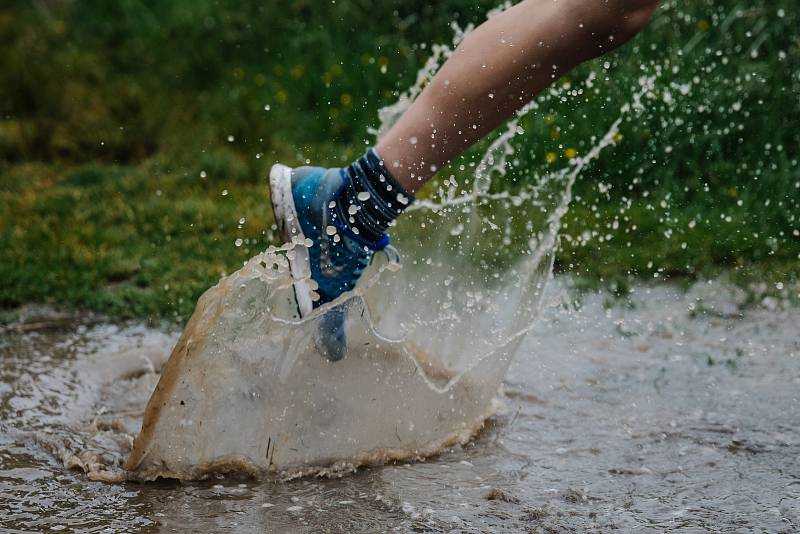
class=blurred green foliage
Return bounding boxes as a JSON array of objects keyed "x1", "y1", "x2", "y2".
[
  {"x1": 0, "y1": 0, "x2": 497, "y2": 164},
  {"x1": 0, "y1": 0, "x2": 798, "y2": 322}
]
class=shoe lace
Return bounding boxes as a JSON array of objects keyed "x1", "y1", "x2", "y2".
[
  {"x1": 326, "y1": 232, "x2": 401, "y2": 294},
  {"x1": 337, "y1": 239, "x2": 400, "y2": 282}
]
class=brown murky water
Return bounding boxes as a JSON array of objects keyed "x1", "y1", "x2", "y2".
[{"x1": 2, "y1": 280, "x2": 799, "y2": 532}]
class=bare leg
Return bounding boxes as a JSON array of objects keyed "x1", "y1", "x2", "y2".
[{"x1": 376, "y1": 0, "x2": 659, "y2": 192}]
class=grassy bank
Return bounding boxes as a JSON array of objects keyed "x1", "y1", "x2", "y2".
[{"x1": 1, "y1": 0, "x2": 798, "y2": 323}]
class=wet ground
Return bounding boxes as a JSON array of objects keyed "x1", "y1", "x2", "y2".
[{"x1": 1, "y1": 279, "x2": 799, "y2": 532}]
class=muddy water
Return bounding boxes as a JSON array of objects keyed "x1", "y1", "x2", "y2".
[{"x1": 1, "y1": 280, "x2": 799, "y2": 532}]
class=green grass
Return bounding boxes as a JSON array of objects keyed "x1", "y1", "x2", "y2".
[
  {"x1": 0, "y1": 162, "x2": 272, "y2": 321},
  {"x1": 1, "y1": 0, "x2": 798, "y2": 323}
]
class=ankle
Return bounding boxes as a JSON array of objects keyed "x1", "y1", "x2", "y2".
[{"x1": 331, "y1": 149, "x2": 415, "y2": 243}]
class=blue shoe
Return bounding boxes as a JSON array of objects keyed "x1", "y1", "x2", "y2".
[{"x1": 269, "y1": 163, "x2": 396, "y2": 361}]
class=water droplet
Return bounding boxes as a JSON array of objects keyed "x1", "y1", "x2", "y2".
[
  {"x1": 326, "y1": 225, "x2": 337, "y2": 236},
  {"x1": 239, "y1": 217, "x2": 246, "y2": 224},
  {"x1": 227, "y1": 135, "x2": 235, "y2": 143},
  {"x1": 348, "y1": 205, "x2": 359, "y2": 215},
  {"x1": 409, "y1": 136, "x2": 418, "y2": 145},
  {"x1": 234, "y1": 238, "x2": 243, "y2": 247},
  {"x1": 264, "y1": 104, "x2": 271, "y2": 111},
  {"x1": 357, "y1": 191, "x2": 371, "y2": 201},
  {"x1": 200, "y1": 170, "x2": 207, "y2": 178},
  {"x1": 222, "y1": 189, "x2": 229, "y2": 196}
]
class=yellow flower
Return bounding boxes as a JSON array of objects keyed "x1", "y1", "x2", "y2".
[
  {"x1": 697, "y1": 19, "x2": 710, "y2": 32},
  {"x1": 544, "y1": 114, "x2": 556, "y2": 125},
  {"x1": 340, "y1": 93, "x2": 352, "y2": 107},
  {"x1": 613, "y1": 132, "x2": 623, "y2": 143},
  {"x1": 545, "y1": 152, "x2": 557, "y2": 164},
  {"x1": 564, "y1": 148, "x2": 577, "y2": 158}
]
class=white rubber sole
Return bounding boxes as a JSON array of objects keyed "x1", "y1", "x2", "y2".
[{"x1": 269, "y1": 164, "x2": 315, "y2": 317}]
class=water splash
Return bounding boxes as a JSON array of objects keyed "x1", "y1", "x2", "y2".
[{"x1": 68, "y1": 5, "x2": 663, "y2": 480}]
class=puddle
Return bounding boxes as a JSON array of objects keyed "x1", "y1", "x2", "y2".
[{"x1": 2, "y1": 281, "x2": 799, "y2": 531}]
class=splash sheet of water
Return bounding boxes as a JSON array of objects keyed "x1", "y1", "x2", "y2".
[
  {"x1": 120, "y1": 65, "x2": 657, "y2": 482},
  {"x1": 19, "y1": 6, "x2": 661, "y2": 482}
]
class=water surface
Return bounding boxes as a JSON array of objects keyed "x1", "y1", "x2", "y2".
[{"x1": 1, "y1": 281, "x2": 799, "y2": 532}]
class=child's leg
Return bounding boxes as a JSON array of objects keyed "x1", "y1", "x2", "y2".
[{"x1": 376, "y1": 0, "x2": 659, "y2": 192}]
